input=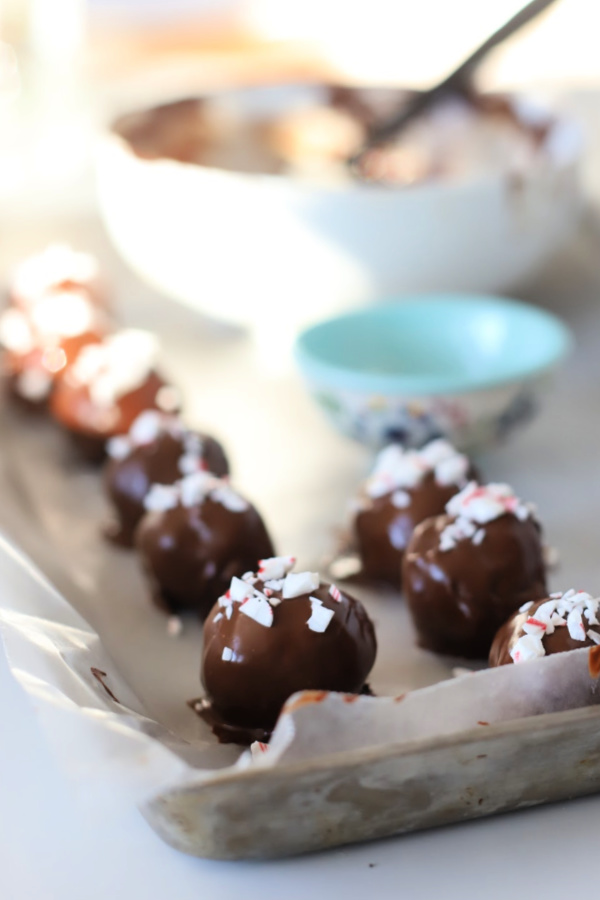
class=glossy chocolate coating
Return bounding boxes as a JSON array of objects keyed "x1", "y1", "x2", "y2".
[
  {"x1": 354, "y1": 471, "x2": 468, "y2": 585},
  {"x1": 403, "y1": 512, "x2": 547, "y2": 659},
  {"x1": 50, "y1": 370, "x2": 175, "y2": 463},
  {"x1": 489, "y1": 596, "x2": 598, "y2": 666},
  {"x1": 104, "y1": 429, "x2": 229, "y2": 546},
  {"x1": 136, "y1": 497, "x2": 274, "y2": 619},
  {"x1": 201, "y1": 580, "x2": 377, "y2": 738}
]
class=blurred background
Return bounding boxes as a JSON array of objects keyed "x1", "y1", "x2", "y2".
[{"x1": 1, "y1": 0, "x2": 599, "y2": 216}]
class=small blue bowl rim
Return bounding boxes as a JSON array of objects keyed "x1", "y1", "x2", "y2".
[{"x1": 294, "y1": 293, "x2": 574, "y2": 397}]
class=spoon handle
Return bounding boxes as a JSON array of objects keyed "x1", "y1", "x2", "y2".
[{"x1": 351, "y1": 0, "x2": 561, "y2": 164}]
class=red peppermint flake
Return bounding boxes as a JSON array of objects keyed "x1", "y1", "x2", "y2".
[
  {"x1": 264, "y1": 588, "x2": 273, "y2": 597},
  {"x1": 526, "y1": 617, "x2": 547, "y2": 630},
  {"x1": 256, "y1": 742, "x2": 268, "y2": 753},
  {"x1": 225, "y1": 590, "x2": 231, "y2": 599},
  {"x1": 329, "y1": 584, "x2": 342, "y2": 603}
]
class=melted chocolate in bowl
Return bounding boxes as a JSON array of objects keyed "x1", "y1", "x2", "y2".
[
  {"x1": 113, "y1": 85, "x2": 556, "y2": 185},
  {"x1": 104, "y1": 430, "x2": 229, "y2": 546},
  {"x1": 135, "y1": 498, "x2": 274, "y2": 619},
  {"x1": 199, "y1": 579, "x2": 377, "y2": 742},
  {"x1": 403, "y1": 512, "x2": 548, "y2": 659}
]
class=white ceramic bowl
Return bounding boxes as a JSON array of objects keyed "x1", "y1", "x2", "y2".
[{"x1": 96, "y1": 86, "x2": 583, "y2": 332}]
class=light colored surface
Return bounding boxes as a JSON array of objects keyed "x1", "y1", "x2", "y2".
[{"x1": 2, "y1": 113, "x2": 600, "y2": 891}]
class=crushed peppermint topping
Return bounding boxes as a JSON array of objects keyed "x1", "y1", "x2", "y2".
[
  {"x1": 12, "y1": 244, "x2": 99, "y2": 305},
  {"x1": 107, "y1": 409, "x2": 181, "y2": 459},
  {"x1": 239, "y1": 592, "x2": 274, "y2": 628},
  {"x1": 143, "y1": 471, "x2": 248, "y2": 514},
  {"x1": 143, "y1": 483, "x2": 179, "y2": 512},
  {"x1": 257, "y1": 556, "x2": 296, "y2": 581},
  {"x1": 70, "y1": 329, "x2": 160, "y2": 407},
  {"x1": 365, "y1": 439, "x2": 469, "y2": 500},
  {"x1": 510, "y1": 589, "x2": 600, "y2": 663},
  {"x1": 282, "y1": 571, "x2": 320, "y2": 599},
  {"x1": 306, "y1": 597, "x2": 335, "y2": 633},
  {"x1": 391, "y1": 490, "x2": 411, "y2": 509},
  {"x1": 440, "y1": 482, "x2": 532, "y2": 552},
  {"x1": 214, "y1": 562, "x2": 338, "y2": 635}
]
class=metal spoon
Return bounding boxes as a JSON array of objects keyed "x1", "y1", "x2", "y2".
[{"x1": 349, "y1": 0, "x2": 561, "y2": 170}]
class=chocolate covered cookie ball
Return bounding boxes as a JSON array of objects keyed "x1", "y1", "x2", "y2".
[
  {"x1": 104, "y1": 410, "x2": 229, "y2": 546},
  {"x1": 136, "y1": 471, "x2": 274, "y2": 619},
  {"x1": 403, "y1": 482, "x2": 547, "y2": 659},
  {"x1": 353, "y1": 439, "x2": 472, "y2": 584},
  {"x1": 0, "y1": 291, "x2": 107, "y2": 410},
  {"x1": 489, "y1": 589, "x2": 600, "y2": 666},
  {"x1": 199, "y1": 557, "x2": 377, "y2": 742},
  {"x1": 50, "y1": 329, "x2": 180, "y2": 462}
]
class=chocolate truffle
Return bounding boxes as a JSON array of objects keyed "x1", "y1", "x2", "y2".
[
  {"x1": 199, "y1": 557, "x2": 377, "y2": 742},
  {"x1": 104, "y1": 410, "x2": 229, "y2": 546},
  {"x1": 0, "y1": 291, "x2": 108, "y2": 410},
  {"x1": 50, "y1": 329, "x2": 179, "y2": 462},
  {"x1": 136, "y1": 471, "x2": 274, "y2": 619},
  {"x1": 353, "y1": 439, "x2": 472, "y2": 584},
  {"x1": 489, "y1": 589, "x2": 600, "y2": 666},
  {"x1": 9, "y1": 244, "x2": 104, "y2": 311},
  {"x1": 403, "y1": 482, "x2": 547, "y2": 659}
]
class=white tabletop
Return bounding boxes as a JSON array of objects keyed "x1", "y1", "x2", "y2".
[{"x1": 3, "y1": 162, "x2": 600, "y2": 897}]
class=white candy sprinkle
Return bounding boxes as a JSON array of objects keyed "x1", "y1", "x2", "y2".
[
  {"x1": 282, "y1": 571, "x2": 320, "y2": 599},
  {"x1": 225, "y1": 605, "x2": 233, "y2": 620},
  {"x1": 510, "y1": 633, "x2": 545, "y2": 663},
  {"x1": 264, "y1": 578, "x2": 284, "y2": 591},
  {"x1": 129, "y1": 410, "x2": 164, "y2": 445},
  {"x1": 587, "y1": 630, "x2": 600, "y2": 645},
  {"x1": 519, "y1": 601, "x2": 534, "y2": 613},
  {"x1": 229, "y1": 576, "x2": 254, "y2": 603},
  {"x1": 435, "y1": 454, "x2": 469, "y2": 488},
  {"x1": 329, "y1": 584, "x2": 342, "y2": 602},
  {"x1": 210, "y1": 485, "x2": 248, "y2": 513},
  {"x1": 179, "y1": 471, "x2": 217, "y2": 507},
  {"x1": 258, "y1": 556, "x2": 296, "y2": 581},
  {"x1": 143, "y1": 483, "x2": 179, "y2": 512},
  {"x1": 472, "y1": 528, "x2": 485, "y2": 546},
  {"x1": 221, "y1": 646, "x2": 234, "y2": 662},
  {"x1": 439, "y1": 515, "x2": 476, "y2": 553},
  {"x1": 306, "y1": 597, "x2": 335, "y2": 633},
  {"x1": 242, "y1": 572, "x2": 258, "y2": 584},
  {"x1": 567, "y1": 608, "x2": 587, "y2": 642},
  {"x1": 391, "y1": 490, "x2": 410, "y2": 509},
  {"x1": 166, "y1": 616, "x2": 183, "y2": 637},
  {"x1": 213, "y1": 612, "x2": 223, "y2": 623},
  {"x1": 178, "y1": 452, "x2": 202, "y2": 476},
  {"x1": 155, "y1": 384, "x2": 181, "y2": 413},
  {"x1": 106, "y1": 435, "x2": 131, "y2": 460},
  {"x1": 239, "y1": 593, "x2": 274, "y2": 628}
]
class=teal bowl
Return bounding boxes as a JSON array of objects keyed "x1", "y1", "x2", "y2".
[{"x1": 294, "y1": 294, "x2": 573, "y2": 450}]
